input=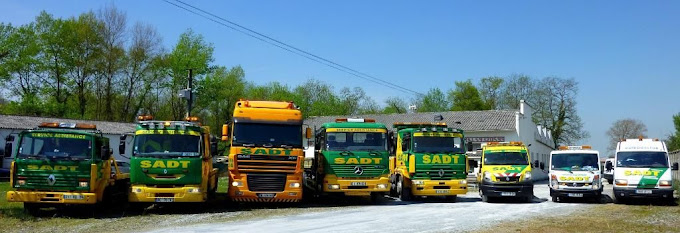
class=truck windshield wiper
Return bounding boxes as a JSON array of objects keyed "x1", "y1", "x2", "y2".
[
  {"x1": 279, "y1": 144, "x2": 293, "y2": 149},
  {"x1": 339, "y1": 151, "x2": 354, "y2": 156}
]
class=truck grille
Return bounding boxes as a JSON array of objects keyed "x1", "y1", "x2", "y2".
[
  {"x1": 247, "y1": 173, "x2": 287, "y2": 192},
  {"x1": 329, "y1": 164, "x2": 386, "y2": 178},
  {"x1": 21, "y1": 174, "x2": 82, "y2": 190},
  {"x1": 236, "y1": 155, "x2": 298, "y2": 173},
  {"x1": 413, "y1": 166, "x2": 458, "y2": 180}
]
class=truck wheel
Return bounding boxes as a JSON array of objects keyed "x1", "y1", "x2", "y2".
[
  {"x1": 525, "y1": 195, "x2": 533, "y2": 203},
  {"x1": 614, "y1": 196, "x2": 627, "y2": 204},
  {"x1": 370, "y1": 192, "x2": 384, "y2": 203},
  {"x1": 446, "y1": 195, "x2": 457, "y2": 202},
  {"x1": 552, "y1": 196, "x2": 559, "y2": 203},
  {"x1": 481, "y1": 194, "x2": 489, "y2": 202},
  {"x1": 397, "y1": 178, "x2": 412, "y2": 202},
  {"x1": 24, "y1": 203, "x2": 41, "y2": 216},
  {"x1": 607, "y1": 179, "x2": 613, "y2": 185}
]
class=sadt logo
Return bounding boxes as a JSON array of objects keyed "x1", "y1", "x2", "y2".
[{"x1": 354, "y1": 166, "x2": 364, "y2": 175}]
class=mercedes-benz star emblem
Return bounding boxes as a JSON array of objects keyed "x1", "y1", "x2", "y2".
[
  {"x1": 47, "y1": 174, "x2": 56, "y2": 186},
  {"x1": 438, "y1": 169, "x2": 445, "y2": 177},
  {"x1": 353, "y1": 166, "x2": 364, "y2": 175},
  {"x1": 163, "y1": 169, "x2": 168, "y2": 174}
]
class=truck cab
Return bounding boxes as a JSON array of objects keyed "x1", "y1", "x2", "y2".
[
  {"x1": 477, "y1": 141, "x2": 535, "y2": 202},
  {"x1": 548, "y1": 145, "x2": 602, "y2": 202},
  {"x1": 5, "y1": 122, "x2": 129, "y2": 214},
  {"x1": 123, "y1": 115, "x2": 219, "y2": 204},
  {"x1": 389, "y1": 122, "x2": 468, "y2": 201},
  {"x1": 304, "y1": 118, "x2": 390, "y2": 200},
  {"x1": 612, "y1": 138, "x2": 678, "y2": 204}
]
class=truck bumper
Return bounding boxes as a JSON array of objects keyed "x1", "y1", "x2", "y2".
[
  {"x1": 411, "y1": 179, "x2": 467, "y2": 196},
  {"x1": 128, "y1": 185, "x2": 205, "y2": 203},
  {"x1": 6, "y1": 191, "x2": 97, "y2": 204},
  {"x1": 229, "y1": 173, "x2": 303, "y2": 202},
  {"x1": 323, "y1": 175, "x2": 390, "y2": 196},
  {"x1": 480, "y1": 181, "x2": 533, "y2": 198},
  {"x1": 613, "y1": 187, "x2": 674, "y2": 199},
  {"x1": 550, "y1": 188, "x2": 601, "y2": 198}
]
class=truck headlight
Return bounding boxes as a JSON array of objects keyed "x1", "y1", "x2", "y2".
[
  {"x1": 615, "y1": 179, "x2": 628, "y2": 186},
  {"x1": 483, "y1": 171, "x2": 492, "y2": 182},
  {"x1": 289, "y1": 182, "x2": 301, "y2": 188},
  {"x1": 659, "y1": 180, "x2": 672, "y2": 187},
  {"x1": 187, "y1": 188, "x2": 201, "y2": 193},
  {"x1": 132, "y1": 188, "x2": 143, "y2": 193},
  {"x1": 377, "y1": 184, "x2": 388, "y2": 189},
  {"x1": 412, "y1": 180, "x2": 424, "y2": 185},
  {"x1": 328, "y1": 184, "x2": 340, "y2": 190},
  {"x1": 524, "y1": 172, "x2": 532, "y2": 180},
  {"x1": 459, "y1": 180, "x2": 467, "y2": 185},
  {"x1": 79, "y1": 181, "x2": 89, "y2": 187},
  {"x1": 17, "y1": 179, "x2": 26, "y2": 186},
  {"x1": 232, "y1": 181, "x2": 243, "y2": 187}
]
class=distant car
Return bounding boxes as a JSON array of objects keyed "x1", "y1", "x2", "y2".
[
  {"x1": 603, "y1": 158, "x2": 614, "y2": 184},
  {"x1": 116, "y1": 161, "x2": 130, "y2": 173}
]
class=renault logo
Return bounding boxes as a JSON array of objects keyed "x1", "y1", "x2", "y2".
[
  {"x1": 47, "y1": 174, "x2": 56, "y2": 186},
  {"x1": 438, "y1": 169, "x2": 445, "y2": 177},
  {"x1": 353, "y1": 166, "x2": 364, "y2": 175}
]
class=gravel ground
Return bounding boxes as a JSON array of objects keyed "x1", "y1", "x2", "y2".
[{"x1": 148, "y1": 181, "x2": 611, "y2": 233}]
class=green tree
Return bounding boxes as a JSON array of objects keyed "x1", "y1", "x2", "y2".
[
  {"x1": 96, "y1": 4, "x2": 127, "y2": 120},
  {"x1": 415, "y1": 88, "x2": 448, "y2": 112},
  {"x1": 68, "y1": 12, "x2": 104, "y2": 118},
  {"x1": 292, "y1": 79, "x2": 340, "y2": 117},
  {"x1": 196, "y1": 66, "x2": 245, "y2": 135},
  {"x1": 167, "y1": 29, "x2": 215, "y2": 119},
  {"x1": 0, "y1": 22, "x2": 43, "y2": 113},
  {"x1": 35, "y1": 11, "x2": 73, "y2": 116},
  {"x1": 499, "y1": 74, "x2": 535, "y2": 109},
  {"x1": 666, "y1": 114, "x2": 680, "y2": 151},
  {"x1": 382, "y1": 97, "x2": 408, "y2": 114},
  {"x1": 448, "y1": 79, "x2": 488, "y2": 111},
  {"x1": 120, "y1": 22, "x2": 162, "y2": 121},
  {"x1": 478, "y1": 76, "x2": 504, "y2": 109}
]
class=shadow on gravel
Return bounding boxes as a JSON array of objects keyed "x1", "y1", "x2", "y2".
[{"x1": 553, "y1": 194, "x2": 614, "y2": 204}]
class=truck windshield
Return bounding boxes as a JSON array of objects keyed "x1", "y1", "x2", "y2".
[
  {"x1": 325, "y1": 132, "x2": 387, "y2": 151},
  {"x1": 233, "y1": 123, "x2": 302, "y2": 148},
  {"x1": 484, "y1": 152, "x2": 528, "y2": 165},
  {"x1": 18, "y1": 132, "x2": 92, "y2": 159},
  {"x1": 616, "y1": 151, "x2": 668, "y2": 168},
  {"x1": 134, "y1": 134, "x2": 201, "y2": 157},
  {"x1": 551, "y1": 153, "x2": 599, "y2": 171},
  {"x1": 413, "y1": 136, "x2": 463, "y2": 154}
]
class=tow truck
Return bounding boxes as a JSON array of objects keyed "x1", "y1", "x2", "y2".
[
  {"x1": 5, "y1": 122, "x2": 129, "y2": 214},
  {"x1": 548, "y1": 145, "x2": 603, "y2": 202},
  {"x1": 477, "y1": 141, "x2": 537, "y2": 202}
]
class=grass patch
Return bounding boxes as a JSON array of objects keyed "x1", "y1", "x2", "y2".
[{"x1": 479, "y1": 203, "x2": 680, "y2": 233}]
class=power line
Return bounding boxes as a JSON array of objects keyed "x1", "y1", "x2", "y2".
[{"x1": 162, "y1": 0, "x2": 424, "y2": 96}]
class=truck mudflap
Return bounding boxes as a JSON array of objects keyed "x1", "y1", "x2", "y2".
[
  {"x1": 6, "y1": 191, "x2": 98, "y2": 204},
  {"x1": 550, "y1": 188, "x2": 601, "y2": 198},
  {"x1": 411, "y1": 179, "x2": 467, "y2": 196},
  {"x1": 613, "y1": 187, "x2": 674, "y2": 199},
  {"x1": 480, "y1": 181, "x2": 534, "y2": 198},
  {"x1": 322, "y1": 174, "x2": 390, "y2": 196},
  {"x1": 128, "y1": 185, "x2": 206, "y2": 203}
]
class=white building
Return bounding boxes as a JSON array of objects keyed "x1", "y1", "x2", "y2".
[
  {"x1": 304, "y1": 100, "x2": 555, "y2": 180},
  {"x1": 0, "y1": 115, "x2": 135, "y2": 176}
]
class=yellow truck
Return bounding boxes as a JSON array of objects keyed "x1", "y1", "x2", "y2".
[
  {"x1": 476, "y1": 141, "x2": 538, "y2": 202},
  {"x1": 222, "y1": 100, "x2": 311, "y2": 202}
]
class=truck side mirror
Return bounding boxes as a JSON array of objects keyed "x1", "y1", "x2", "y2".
[
  {"x1": 605, "y1": 161, "x2": 613, "y2": 170},
  {"x1": 672, "y1": 162, "x2": 679, "y2": 171},
  {"x1": 101, "y1": 146, "x2": 111, "y2": 160},
  {"x1": 221, "y1": 124, "x2": 229, "y2": 141},
  {"x1": 118, "y1": 135, "x2": 126, "y2": 155},
  {"x1": 539, "y1": 162, "x2": 545, "y2": 170}
]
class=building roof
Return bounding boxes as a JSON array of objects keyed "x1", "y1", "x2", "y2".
[
  {"x1": 304, "y1": 110, "x2": 518, "y2": 132},
  {"x1": 0, "y1": 115, "x2": 135, "y2": 135}
]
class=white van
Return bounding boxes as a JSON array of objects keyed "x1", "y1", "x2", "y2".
[
  {"x1": 549, "y1": 145, "x2": 602, "y2": 202},
  {"x1": 612, "y1": 138, "x2": 678, "y2": 203}
]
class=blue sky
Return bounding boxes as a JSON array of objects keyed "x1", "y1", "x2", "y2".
[{"x1": 2, "y1": 1, "x2": 679, "y2": 155}]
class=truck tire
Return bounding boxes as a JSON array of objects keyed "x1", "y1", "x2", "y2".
[
  {"x1": 446, "y1": 195, "x2": 457, "y2": 202},
  {"x1": 525, "y1": 195, "x2": 533, "y2": 203},
  {"x1": 397, "y1": 177, "x2": 412, "y2": 201},
  {"x1": 24, "y1": 203, "x2": 41, "y2": 216},
  {"x1": 607, "y1": 179, "x2": 613, "y2": 185},
  {"x1": 552, "y1": 195, "x2": 559, "y2": 203}
]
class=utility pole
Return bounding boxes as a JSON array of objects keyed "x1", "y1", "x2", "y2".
[{"x1": 187, "y1": 68, "x2": 193, "y2": 118}]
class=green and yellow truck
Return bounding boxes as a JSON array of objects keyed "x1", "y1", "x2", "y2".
[
  {"x1": 389, "y1": 122, "x2": 468, "y2": 201},
  {"x1": 304, "y1": 118, "x2": 391, "y2": 201},
  {"x1": 5, "y1": 122, "x2": 129, "y2": 214},
  {"x1": 122, "y1": 115, "x2": 219, "y2": 205}
]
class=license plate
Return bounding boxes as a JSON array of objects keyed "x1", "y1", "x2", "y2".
[
  {"x1": 63, "y1": 195, "x2": 84, "y2": 200},
  {"x1": 350, "y1": 182, "x2": 367, "y2": 186},
  {"x1": 568, "y1": 193, "x2": 583, "y2": 197},
  {"x1": 257, "y1": 193, "x2": 276, "y2": 198},
  {"x1": 501, "y1": 192, "x2": 516, "y2": 196},
  {"x1": 155, "y1": 198, "x2": 174, "y2": 202},
  {"x1": 636, "y1": 189, "x2": 652, "y2": 194},
  {"x1": 436, "y1": 190, "x2": 450, "y2": 194}
]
